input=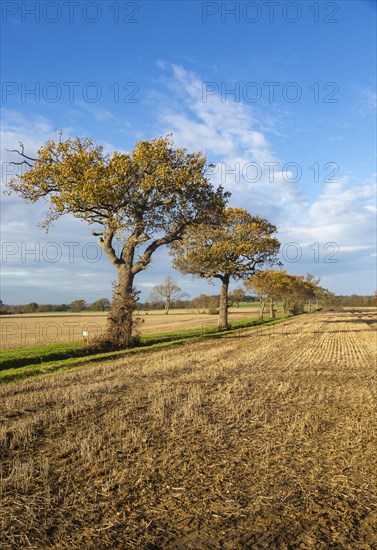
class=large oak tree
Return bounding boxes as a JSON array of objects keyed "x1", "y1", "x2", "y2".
[
  {"x1": 6, "y1": 135, "x2": 229, "y2": 347},
  {"x1": 171, "y1": 207, "x2": 280, "y2": 330}
]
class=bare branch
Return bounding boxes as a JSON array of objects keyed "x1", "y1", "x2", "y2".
[
  {"x1": 7, "y1": 160, "x2": 34, "y2": 168},
  {"x1": 6, "y1": 142, "x2": 37, "y2": 163}
]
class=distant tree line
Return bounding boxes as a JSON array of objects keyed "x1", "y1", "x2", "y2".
[
  {"x1": 320, "y1": 293, "x2": 377, "y2": 308},
  {"x1": 1, "y1": 292, "x2": 375, "y2": 317},
  {"x1": 0, "y1": 298, "x2": 110, "y2": 314}
]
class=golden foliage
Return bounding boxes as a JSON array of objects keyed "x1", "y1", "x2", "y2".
[
  {"x1": 7, "y1": 135, "x2": 229, "y2": 239},
  {"x1": 171, "y1": 207, "x2": 280, "y2": 281},
  {"x1": 245, "y1": 270, "x2": 318, "y2": 314}
]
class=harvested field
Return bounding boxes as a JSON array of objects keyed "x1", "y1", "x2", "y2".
[
  {"x1": 0, "y1": 308, "x2": 260, "y2": 349},
  {"x1": 0, "y1": 309, "x2": 376, "y2": 548}
]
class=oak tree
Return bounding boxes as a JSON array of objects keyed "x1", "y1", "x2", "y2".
[
  {"x1": 6, "y1": 135, "x2": 228, "y2": 347},
  {"x1": 272, "y1": 273, "x2": 316, "y2": 315},
  {"x1": 90, "y1": 298, "x2": 111, "y2": 311},
  {"x1": 171, "y1": 207, "x2": 280, "y2": 331},
  {"x1": 70, "y1": 299, "x2": 87, "y2": 312},
  {"x1": 305, "y1": 273, "x2": 321, "y2": 311},
  {"x1": 190, "y1": 294, "x2": 219, "y2": 313},
  {"x1": 24, "y1": 302, "x2": 39, "y2": 313},
  {"x1": 229, "y1": 288, "x2": 246, "y2": 308},
  {"x1": 244, "y1": 274, "x2": 268, "y2": 320},
  {"x1": 244, "y1": 269, "x2": 288, "y2": 320},
  {"x1": 149, "y1": 276, "x2": 187, "y2": 314},
  {"x1": 245, "y1": 270, "x2": 319, "y2": 319}
]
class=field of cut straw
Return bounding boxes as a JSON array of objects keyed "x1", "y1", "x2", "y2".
[
  {"x1": 0, "y1": 307, "x2": 260, "y2": 349},
  {"x1": 1, "y1": 308, "x2": 376, "y2": 548}
]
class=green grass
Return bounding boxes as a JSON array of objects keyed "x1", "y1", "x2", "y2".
[
  {"x1": 0, "y1": 342, "x2": 84, "y2": 371},
  {"x1": 0, "y1": 311, "x2": 314, "y2": 384}
]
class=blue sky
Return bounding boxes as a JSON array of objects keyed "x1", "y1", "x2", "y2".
[{"x1": 1, "y1": 0, "x2": 376, "y2": 304}]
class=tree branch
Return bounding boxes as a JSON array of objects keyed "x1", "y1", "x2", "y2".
[
  {"x1": 7, "y1": 160, "x2": 34, "y2": 168},
  {"x1": 98, "y1": 231, "x2": 122, "y2": 267},
  {"x1": 132, "y1": 234, "x2": 175, "y2": 274},
  {"x1": 6, "y1": 142, "x2": 37, "y2": 163}
]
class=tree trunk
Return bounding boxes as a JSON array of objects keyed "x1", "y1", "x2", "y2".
[
  {"x1": 106, "y1": 266, "x2": 138, "y2": 348},
  {"x1": 259, "y1": 302, "x2": 265, "y2": 321},
  {"x1": 218, "y1": 276, "x2": 230, "y2": 331},
  {"x1": 270, "y1": 298, "x2": 275, "y2": 319},
  {"x1": 164, "y1": 298, "x2": 170, "y2": 314},
  {"x1": 308, "y1": 299, "x2": 312, "y2": 312}
]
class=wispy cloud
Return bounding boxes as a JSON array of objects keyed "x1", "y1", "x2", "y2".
[
  {"x1": 354, "y1": 87, "x2": 377, "y2": 117},
  {"x1": 328, "y1": 136, "x2": 344, "y2": 143},
  {"x1": 157, "y1": 64, "x2": 305, "y2": 218}
]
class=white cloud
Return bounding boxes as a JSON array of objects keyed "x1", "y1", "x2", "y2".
[
  {"x1": 158, "y1": 64, "x2": 305, "y2": 218},
  {"x1": 138, "y1": 282, "x2": 157, "y2": 288},
  {"x1": 308, "y1": 176, "x2": 375, "y2": 223},
  {"x1": 278, "y1": 174, "x2": 376, "y2": 292}
]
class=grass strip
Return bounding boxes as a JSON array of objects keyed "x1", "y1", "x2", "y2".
[{"x1": 0, "y1": 342, "x2": 85, "y2": 371}]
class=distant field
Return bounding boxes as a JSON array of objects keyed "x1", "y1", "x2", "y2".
[
  {"x1": 0, "y1": 307, "x2": 262, "y2": 349},
  {"x1": 0, "y1": 309, "x2": 376, "y2": 548}
]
